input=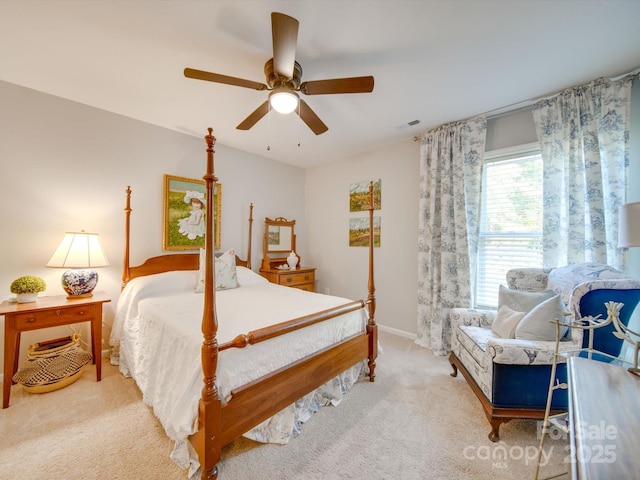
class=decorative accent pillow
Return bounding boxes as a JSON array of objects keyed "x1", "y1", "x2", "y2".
[
  {"x1": 195, "y1": 248, "x2": 239, "y2": 292},
  {"x1": 515, "y1": 294, "x2": 570, "y2": 341},
  {"x1": 498, "y1": 285, "x2": 556, "y2": 314},
  {"x1": 491, "y1": 305, "x2": 526, "y2": 339}
]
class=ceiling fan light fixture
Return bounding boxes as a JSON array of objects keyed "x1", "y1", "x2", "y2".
[
  {"x1": 269, "y1": 88, "x2": 299, "y2": 114},
  {"x1": 185, "y1": 13, "x2": 372, "y2": 135}
]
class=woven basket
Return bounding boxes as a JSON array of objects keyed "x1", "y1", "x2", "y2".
[{"x1": 12, "y1": 333, "x2": 92, "y2": 394}]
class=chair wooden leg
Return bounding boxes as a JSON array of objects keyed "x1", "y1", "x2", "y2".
[
  {"x1": 488, "y1": 418, "x2": 503, "y2": 442},
  {"x1": 449, "y1": 355, "x2": 458, "y2": 377}
]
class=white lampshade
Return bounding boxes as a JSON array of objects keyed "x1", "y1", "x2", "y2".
[
  {"x1": 269, "y1": 88, "x2": 299, "y2": 114},
  {"x1": 618, "y1": 202, "x2": 640, "y2": 248},
  {"x1": 47, "y1": 231, "x2": 109, "y2": 297}
]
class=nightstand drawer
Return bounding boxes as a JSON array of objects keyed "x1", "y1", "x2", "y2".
[
  {"x1": 280, "y1": 271, "x2": 314, "y2": 287},
  {"x1": 15, "y1": 305, "x2": 95, "y2": 329}
]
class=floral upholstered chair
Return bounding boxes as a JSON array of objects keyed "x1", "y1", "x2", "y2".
[{"x1": 448, "y1": 262, "x2": 640, "y2": 441}]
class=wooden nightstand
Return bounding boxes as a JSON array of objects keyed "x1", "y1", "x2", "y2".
[
  {"x1": 0, "y1": 291, "x2": 111, "y2": 408},
  {"x1": 259, "y1": 267, "x2": 316, "y2": 292}
]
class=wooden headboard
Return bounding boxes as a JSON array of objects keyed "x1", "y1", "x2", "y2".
[{"x1": 121, "y1": 186, "x2": 253, "y2": 288}]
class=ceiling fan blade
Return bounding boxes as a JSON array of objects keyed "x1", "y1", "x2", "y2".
[
  {"x1": 271, "y1": 12, "x2": 299, "y2": 79},
  {"x1": 298, "y1": 100, "x2": 328, "y2": 135},
  {"x1": 184, "y1": 68, "x2": 267, "y2": 91},
  {"x1": 300, "y1": 76, "x2": 375, "y2": 95},
  {"x1": 236, "y1": 101, "x2": 270, "y2": 130}
]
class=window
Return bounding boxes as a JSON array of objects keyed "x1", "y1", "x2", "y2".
[{"x1": 475, "y1": 143, "x2": 543, "y2": 308}]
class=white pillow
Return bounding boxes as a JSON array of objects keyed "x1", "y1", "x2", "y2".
[
  {"x1": 195, "y1": 248, "x2": 239, "y2": 292},
  {"x1": 491, "y1": 304, "x2": 526, "y2": 339},
  {"x1": 498, "y1": 285, "x2": 556, "y2": 314},
  {"x1": 515, "y1": 294, "x2": 570, "y2": 341}
]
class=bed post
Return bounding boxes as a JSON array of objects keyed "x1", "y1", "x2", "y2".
[
  {"x1": 122, "y1": 186, "x2": 132, "y2": 289},
  {"x1": 196, "y1": 128, "x2": 222, "y2": 479},
  {"x1": 247, "y1": 203, "x2": 253, "y2": 269},
  {"x1": 367, "y1": 181, "x2": 378, "y2": 381}
]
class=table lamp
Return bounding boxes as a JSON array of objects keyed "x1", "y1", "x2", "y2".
[
  {"x1": 619, "y1": 202, "x2": 640, "y2": 248},
  {"x1": 46, "y1": 231, "x2": 109, "y2": 298},
  {"x1": 617, "y1": 202, "x2": 640, "y2": 373}
]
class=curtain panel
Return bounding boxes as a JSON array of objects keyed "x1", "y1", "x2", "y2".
[
  {"x1": 532, "y1": 76, "x2": 634, "y2": 270},
  {"x1": 416, "y1": 115, "x2": 486, "y2": 355}
]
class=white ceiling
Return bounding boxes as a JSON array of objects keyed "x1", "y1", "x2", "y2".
[{"x1": 2, "y1": 1, "x2": 640, "y2": 168}]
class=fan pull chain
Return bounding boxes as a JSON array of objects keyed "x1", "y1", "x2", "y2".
[
  {"x1": 297, "y1": 102, "x2": 301, "y2": 147},
  {"x1": 267, "y1": 104, "x2": 271, "y2": 151}
]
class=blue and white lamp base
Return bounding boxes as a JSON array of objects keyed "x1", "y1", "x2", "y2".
[{"x1": 61, "y1": 269, "x2": 98, "y2": 298}]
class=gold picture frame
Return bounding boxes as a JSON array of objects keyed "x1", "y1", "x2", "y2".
[{"x1": 162, "y1": 174, "x2": 221, "y2": 250}]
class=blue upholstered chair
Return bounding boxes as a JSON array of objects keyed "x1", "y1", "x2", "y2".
[{"x1": 448, "y1": 263, "x2": 640, "y2": 441}]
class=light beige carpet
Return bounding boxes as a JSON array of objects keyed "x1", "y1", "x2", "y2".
[{"x1": 0, "y1": 331, "x2": 568, "y2": 479}]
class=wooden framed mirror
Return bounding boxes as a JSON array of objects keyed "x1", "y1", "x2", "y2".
[{"x1": 261, "y1": 217, "x2": 298, "y2": 270}]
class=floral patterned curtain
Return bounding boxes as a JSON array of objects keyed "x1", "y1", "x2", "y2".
[
  {"x1": 416, "y1": 115, "x2": 486, "y2": 355},
  {"x1": 532, "y1": 76, "x2": 634, "y2": 270}
]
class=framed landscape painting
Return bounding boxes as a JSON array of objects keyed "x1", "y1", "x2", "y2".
[
  {"x1": 349, "y1": 216, "x2": 381, "y2": 247},
  {"x1": 349, "y1": 179, "x2": 382, "y2": 212},
  {"x1": 162, "y1": 174, "x2": 221, "y2": 250}
]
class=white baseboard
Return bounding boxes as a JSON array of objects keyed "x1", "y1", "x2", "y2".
[{"x1": 378, "y1": 324, "x2": 417, "y2": 340}]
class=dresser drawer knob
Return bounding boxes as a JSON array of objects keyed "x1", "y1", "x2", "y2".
[
  {"x1": 27, "y1": 317, "x2": 36, "y2": 323},
  {"x1": 286, "y1": 278, "x2": 292, "y2": 283},
  {"x1": 304, "y1": 275, "x2": 310, "y2": 280}
]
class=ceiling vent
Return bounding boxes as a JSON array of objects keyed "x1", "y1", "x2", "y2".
[{"x1": 396, "y1": 119, "x2": 420, "y2": 130}]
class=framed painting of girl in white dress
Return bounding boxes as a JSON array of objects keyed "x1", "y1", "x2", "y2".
[{"x1": 162, "y1": 174, "x2": 222, "y2": 250}]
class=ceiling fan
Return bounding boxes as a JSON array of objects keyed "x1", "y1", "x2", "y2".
[{"x1": 184, "y1": 12, "x2": 374, "y2": 135}]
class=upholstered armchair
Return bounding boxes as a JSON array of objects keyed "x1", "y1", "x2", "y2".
[{"x1": 449, "y1": 263, "x2": 640, "y2": 442}]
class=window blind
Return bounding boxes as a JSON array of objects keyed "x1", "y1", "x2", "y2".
[{"x1": 475, "y1": 148, "x2": 543, "y2": 308}]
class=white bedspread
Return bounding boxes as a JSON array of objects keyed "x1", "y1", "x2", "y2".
[{"x1": 110, "y1": 267, "x2": 368, "y2": 475}]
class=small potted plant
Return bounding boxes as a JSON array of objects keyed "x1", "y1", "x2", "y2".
[{"x1": 10, "y1": 275, "x2": 47, "y2": 303}]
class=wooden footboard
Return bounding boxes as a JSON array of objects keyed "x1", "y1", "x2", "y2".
[
  {"x1": 191, "y1": 315, "x2": 375, "y2": 479},
  {"x1": 221, "y1": 332, "x2": 371, "y2": 445},
  {"x1": 215, "y1": 297, "x2": 375, "y2": 443}
]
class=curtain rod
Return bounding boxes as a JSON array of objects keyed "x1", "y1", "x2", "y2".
[{"x1": 413, "y1": 67, "x2": 640, "y2": 142}]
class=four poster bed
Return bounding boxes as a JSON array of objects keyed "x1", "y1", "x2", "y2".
[{"x1": 111, "y1": 128, "x2": 378, "y2": 479}]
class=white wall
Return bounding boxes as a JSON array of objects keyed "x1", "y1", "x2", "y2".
[
  {"x1": 305, "y1": 139, "x2": 420, "y2": 336},
  {"x1": 0, "y1": 80, "x2": 306, "y2": 370}
]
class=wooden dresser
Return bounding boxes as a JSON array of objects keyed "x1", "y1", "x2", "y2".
[
  {"x1": 259, "y1": 215, "x2": 316, "y2": 291},
  {"x1": 259, "y1": 267, "x2": 316, "y2": 292}
]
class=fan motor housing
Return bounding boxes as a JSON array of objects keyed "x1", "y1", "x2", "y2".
[{"x1": 264, "y1": 58, "x2": 302, "y2": 90}]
